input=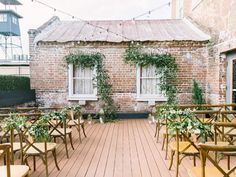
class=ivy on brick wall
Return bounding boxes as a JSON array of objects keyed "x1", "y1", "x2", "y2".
[
  {"x1": 124, "y1": 43, "x2": 177, "y2": 103},
  {"x1": 65, "y1": 52, "x2": 117, "y2": 122}
]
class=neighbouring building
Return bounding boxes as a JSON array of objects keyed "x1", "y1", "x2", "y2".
[
  {"x1": 172, "y1": 0, "x2": 236, "y2": 104},
  {"x1": 28, "y1": 16, "x2": 211, "y2": 112},
  {"x1": 0, "y1": 0, "x2": 29, "y2": 76}
]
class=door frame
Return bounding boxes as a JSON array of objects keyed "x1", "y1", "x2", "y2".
[{"x1": 226, "y1": 52, "x2": 236, "y2": 103}]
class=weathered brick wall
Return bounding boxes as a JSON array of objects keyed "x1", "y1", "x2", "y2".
[
  {"x1": 30, "y1": 41, "x2": 208, "y2": 112},
  {"x1": 184, "y1": 0, "x2": 236, "y2": 104}
]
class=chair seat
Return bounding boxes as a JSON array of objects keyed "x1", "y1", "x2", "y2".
[
  {"x1": 0, "y1": 165, "x2": 29, "y2": 177},
  {"x1": 3, "y1": 142, "x2": 26, "y2": 152},
  {"x1": 67, "y1": 119, "x2": 84, "y2": 126},
  {"x1": 188, "y1": 167, "x2": 236, "y2": 177},
  {"x1": 50, "y1": 128, "x2": 72, "y2": 136},
  {"x1": 25, "y1": 142, "x2": 57, "y2": 155},
  {"x1": 169, "y1": 141, "x2": 199, "y2": 154}
]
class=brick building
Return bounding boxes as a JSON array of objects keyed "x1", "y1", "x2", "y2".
[
  {"x1": 28, "y1": 16, "x2": 210, "y2": 112},
  {"x1": 172, "y1": 0, "x2": 236, "y2": 104}
]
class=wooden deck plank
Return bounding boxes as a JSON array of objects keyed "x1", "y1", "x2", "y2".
[
  {"x1": 113, "y1": 121, "x2": 123, "y2": 177},
  {"x1": 103, "y1": 122, "x2": 119, "y2": 177},
  {"x1": 79, "y1": 123, "x2": 111, "y2": 177},
  {"x1": 137, "y1": 119, "x2": 169, "y2": 177},
  {"x1": 127, "y1": 119, "x2": 142, "y2": 177},
  {"x1": 93, "y1": 123, "x2": 115, "y2": 177},
  {"x1": 131, "y1": 119, "x2": 152, "y2": 177},
  {"x1": 62, "y1": 123, "x2": 106, "y2": 177},
  {"x1": 122, "y1": 120, "x2": 132, "y2": 177}
]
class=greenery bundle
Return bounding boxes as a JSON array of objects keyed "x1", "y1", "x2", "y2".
[
  {"x1": 124, "y1": 44, "x2": 177, "y2": 104},
  {"x1": 156, "y1": 105, "x2": 212, "y2": 139},
  {"x1": 28, "y1": 116, "x2": 50, "y2": 142},
  {"x1": 64, "y1": 105, "x2": 81, "y2": 112},
  {"x1": 65, "y1": 52, "x2": 117, "y2": 122},
  {"x1": 3, "y1": 113, "x2": 26, "y2": 132}
]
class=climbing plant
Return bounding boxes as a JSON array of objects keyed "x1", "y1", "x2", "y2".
[
  {"x1": 124, "y1": 44, "x2": 177, "y2": 103},
  {"x1": 64, "y1": 52, "x2": 117, "y2": 122}
]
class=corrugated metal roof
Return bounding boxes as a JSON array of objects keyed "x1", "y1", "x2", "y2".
[{"x1": 34, "y1": 18, "x2": 210, "y2": 43}]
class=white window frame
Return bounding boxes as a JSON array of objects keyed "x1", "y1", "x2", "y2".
[
  {"x1": 136, "y1": 65, "x2": 167, "y2": 103},
  {"x1": 0, "y1": 14, "x2": 7, "y2": 22},
  {"x1": 68, "y1": 64, "x2": 97, "y2": 101},
  {"x1": 12, "y1": 16, "x2": 17, "y2": 24}
]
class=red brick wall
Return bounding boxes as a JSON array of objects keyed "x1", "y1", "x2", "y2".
[{"x1": 30, "y1": 41, "x2": 208, "y2": 112}]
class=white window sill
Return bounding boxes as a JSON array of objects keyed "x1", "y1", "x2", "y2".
[
  {"x1": 67, "y1": 96, "x2": 98, "y2": 101},
  {"x1": 136, "y1": 96, "x2": 167, "y2": 105}
]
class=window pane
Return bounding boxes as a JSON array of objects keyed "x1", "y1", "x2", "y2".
[
  {"x1": 73, "y1": 66, "x2": 93, "y2": 94},
  {"x1": 0, "y1": 14, "x2": 7, "y2": 22},
  {"x1": 140, "y1": 65, "x2": 160, "y2": 95}
]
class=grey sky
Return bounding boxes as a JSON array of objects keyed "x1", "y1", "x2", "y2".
[{"x1": 1, "y1": 0, "x2": 171, "y2": 54}]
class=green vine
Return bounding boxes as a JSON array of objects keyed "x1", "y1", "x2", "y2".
[
  {"x1": 65, "y1": 52, "x2": 117, "y2": 122},
  {"x1": 124, "y1": 44, "x2": 177, "y2": 103}
]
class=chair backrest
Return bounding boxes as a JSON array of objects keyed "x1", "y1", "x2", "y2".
[
  {"x1": 213, "y1": 122, "x2": 236, "y2": 144},
  {"x1": 0, "y1": 144, "x2": 12, "y2": 177},
  {"x1": 198, "y1": 143, "x2": 236, "y2": 177}
]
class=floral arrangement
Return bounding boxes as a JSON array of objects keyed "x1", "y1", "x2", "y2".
[
  {"x1": 3, "y1": 113, "x2": 26, "y2": 132},
  {"x1": 64, "y1": 105, "x2": 81, "y2": 113},
  {"x1": 155, "y1": 104, "x2": 212, "y2": 140},
  {"x1": 49, "y1": 110, "x2": 67, "y2": 121},
  {"x1": 28, "y1": 115, "x2": 50, "y2": 142}
]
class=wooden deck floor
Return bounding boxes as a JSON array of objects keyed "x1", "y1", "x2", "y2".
[{"x1": 22, "y1": 119, "x2": 197, "y2": 177}]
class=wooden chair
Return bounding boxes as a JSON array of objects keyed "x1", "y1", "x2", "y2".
[
  {"x1": 0, "y1": 144, "x2": 29, "y2": 177},
  {"x1": 169, "y1": 128, "x2": 199, "y2": 177},
  {"x1": 188, "y1": 143, "x2": 236, "y2": 177},
  {"x1": 22, "y1": 119, "x2": 60, "y2": 177},
  {"x1": 212, "y1": 122, "x2": 236, "y2": 170},
  {"x1": 48, "y1": 116, "x2": 74, "y2": 158},
  {"x1": 67, "y1": 111, "x2": 86, "y2": 143}
]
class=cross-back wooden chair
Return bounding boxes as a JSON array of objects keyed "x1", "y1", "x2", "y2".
[
  {"x1": 0, "y1": 115, "x2": 27, "y2": 164},
  {"x1": 67, "y1": 111, "x2": 86, "y2": 143},
  {"x1": 211, "y1": 122, "x2": 236, "y2": 170},
  {"x1": 188, "y1": 129, "x2": 236, "y2": 177},
  {"x1": 48, "y1": 114, "x2": 74, "y2": 158},
  {"x1": 168, "y1": 124, "x2": 200, "y2": 177},
  {"x1": 0, "y1": 144, "x2": 29, "y2": 177},
  {"x1": 22, "y1": 118, "x2": 60, "y2": 177},
  {"x1": 194, "y1": 110, "x2": 220, "y2": 124}
]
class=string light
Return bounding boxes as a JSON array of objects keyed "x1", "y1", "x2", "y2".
[{"x1": 30, "y1": 0, "x2": 171, "y2": 41}]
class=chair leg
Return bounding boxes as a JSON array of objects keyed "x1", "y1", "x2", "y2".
[
  {"x1": 64, "y1": 136, "x2": 69, "y2": 159},
  {"x1": 176, "y1": 151, "x2": 179, "y2": 177},
  {"x1": 33, "y1": 156, "x2": 36, "y2": 171},
  {"x1": 165, "y1": 134, "x2": 169, "y2": 160},
  {"x1": 227, "y1": 155, "x2": 230, "y2": 170},
  {"x1": 154, "y1": 123, "x2": 158, "y2": 137},
  {"x1": 52, "y1": 149, "x2": 60, "y2": 171},
  {"x1": 169, "y1": 150, "x2": 175, "y2": 170},
  {"x1": 69, "y1": 133, "x2": 74, "y2": 150},
  {"x1": 193, "y1": 155, "x2": 196, "y2": 166},
  {"x1": 81, "y1": 124, "x2": 87, "y2": 138},
  {"x1": 161, "y1": 134, "x2": 166, "y2": 150}
]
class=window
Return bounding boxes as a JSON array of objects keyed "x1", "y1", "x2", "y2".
[
  {"x1": 136, "y1": 65, "x2": 166, "y2": 102},
  {"x1": 0, "y1": 14, "x2": 7, "y2": 22},
  {"x1": 191, "y1": 0, "x2": 202, "y2": 10},
  {"x1": 68, "y1": 64, "x2": 97, "y2": 100},
  {"x1": 12, "y1": 16, "x2": 18, "y2": 24}
]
